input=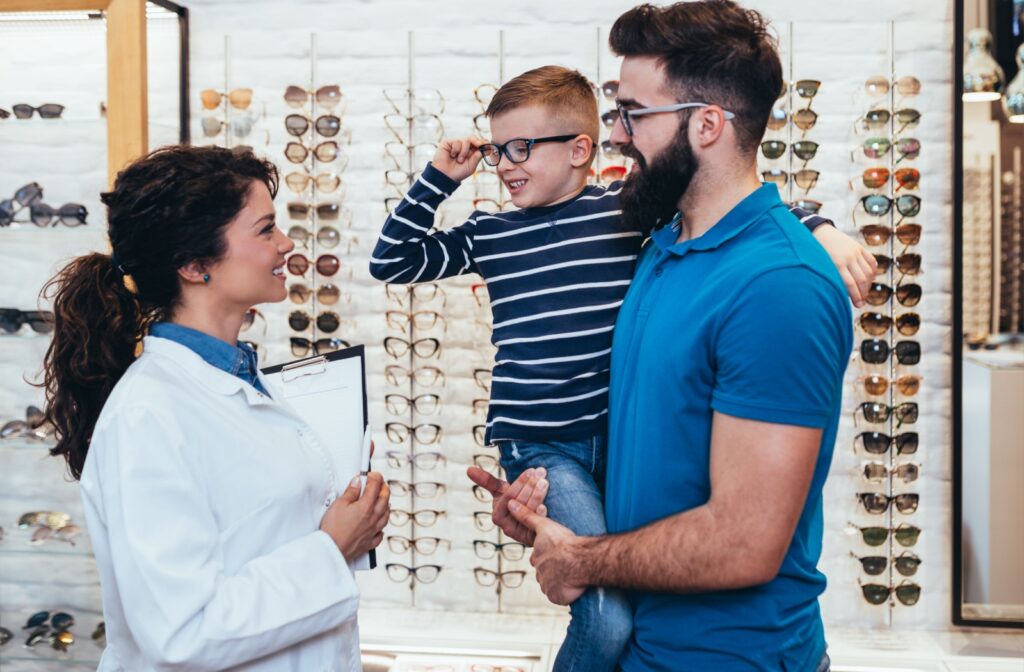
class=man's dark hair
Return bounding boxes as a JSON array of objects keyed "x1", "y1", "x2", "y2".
[{"x1": 609, "y1": 1, "x2": 783, "y2": 155}]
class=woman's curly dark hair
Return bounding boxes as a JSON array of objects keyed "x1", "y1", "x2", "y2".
[{"x1": 39, "y1": 145, "x2": 278, "y2": 479}]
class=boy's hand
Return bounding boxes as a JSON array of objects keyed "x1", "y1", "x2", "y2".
[
  {"x1": 467, "y1": 466, "x2": 549, "y2": 546},
  {"x1": 814, "y1": 225, "x2": 878, "y2": 308},
  {"x1": 433, "y1": 136, "x2": 486, "y2": 182}
]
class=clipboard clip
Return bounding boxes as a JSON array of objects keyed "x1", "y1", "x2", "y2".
[{"x1": 281, "y1": 355, "x2": 327, "y2": 383}]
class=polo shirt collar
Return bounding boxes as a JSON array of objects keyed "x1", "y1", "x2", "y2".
[{"x1": 652, "y1": 183, "x2": 785, "y2": 256}]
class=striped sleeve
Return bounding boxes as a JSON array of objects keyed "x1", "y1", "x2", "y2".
[
  {"x1": 368, "y1": 163, "x2": 480, "y2": 284},
  {"x1": 790, "y1": 205, "x2": 832, "y2": 231}
]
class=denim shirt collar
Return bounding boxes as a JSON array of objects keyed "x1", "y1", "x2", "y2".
[{"x1": 149, "y1": 322, "x2": 269, "y2": 396}]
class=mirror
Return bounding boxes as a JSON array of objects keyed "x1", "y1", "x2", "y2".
[{"x1": 954, "y1": 0, "x2": 1024, "y2": 628}]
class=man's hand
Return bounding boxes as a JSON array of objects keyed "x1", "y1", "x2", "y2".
[
  {"x1": 507, "y1": 500, "x2": 587, "y2": 606},
  {"x1": 432, "y1": 136, "x2": 486, "y2": 182},
  {"x1": 466, "y1": 466, "x2": 548, "y2": 546},
  {"x1": 813, "y1": 225, "x2": 877, "y2": 308}
]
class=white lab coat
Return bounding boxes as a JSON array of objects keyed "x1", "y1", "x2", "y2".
[{"x1": 80, "y1": 336, "x2": 363, "y2": 671}]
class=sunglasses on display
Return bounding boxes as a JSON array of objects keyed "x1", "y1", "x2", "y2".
[
  {"x1": 761, "y1": 168, "x2": 820, "y2": 191},
  {"x1": 473, "y1": 540, "x2": 526, "y2": 562},
  {"x1": 856, "y1": 431, "x2": 920, "y2": 455},
  {"x1": 386, "y1": 480, "x2": 447, "y2": 499},
  {"x1": 473, "y1": 567, "x2": 526, "y2": 589},
  {"x1": 857, "y1": 194, "x2": 922, "y2": 219},
  {"x1": 287, "y1": 310, "x2": 349, "y2": 334},
  {"x1": 849, "y1": 522, "x2": 922, "y2": 547},
  {"x1": 2, "y1": 202, "x2": 88, "y2": 228},
  {"x1": 284, "y1": 84, "x2": 344, "y2": 109},
  {"x1": 600, "y1": 139, "x2": 623, "y2": 160},
  {"x1": 857, "y1": 107, "x2": 922, "y2": 132},
  {"x1": 858, "y1": 137, "x2": 921, "y2": 162},
  {"x1": 860, "y1": 460, "x2": 922, "y2": 484},
  {"x1": 385, "y1": 393, "x2": 442, "y2": 416},
  {"x1": 864, "y1": 75, "x2": 922, "y2": 98},
  {"x1": 857, "y1": 492, "x2": 920, "y2": 515},
  {"x1": 851, "y1": 551, "x2": 922, "y2": 577},
  {"x1": 385, "y1": 365, "x2": 446, "y2": 388},
  {"x1": 200, "y1": 88, "x2": 252, "y2": 110},
  {"x1": 18, "y1": 510, "x2": 71, "y2": 529},
  {"x1": 385, "y1": 450, "x2": 446, "y2": 470},
  {"x1": 387, "y1": 535, "x2": 450, "y2": 554},
  {"x1": 286, "y1": 253, "x2": 349, "y2": 278},
  {"x1": 856, "y1": 401, "x2": 920, "y2": 429},
  {"x1": 859, "y1": 312, "x2": 921, "y2": 337},
  {"x1": 383, "y1": 88, "x2": 445, "y2": 116},
  {"x1": 386, "y1": 310, "x2": 447, "y2": 332},
  {"x1": 865, "y1": 281, "x2": 922, "y2": 307},
  {"x1": 858, "y1": 373, "x2": 923, "y2": 397},
  {"x1": 284, "y1": 113, "x2": 349, "y2": 140},
  {"x1": 284, "y1": 141, "x2": 347, "y2": 165},
  {"x1": 384, "y1": 336, "x2": 441, "y2": 359},
  {"x1": 766, "y1": 107, "x2": 818, "y2": 132},
  {"x1": 791, "y1": 199, "x2": 823, "y2": 215},
  {"x1": 289, "y1": 337, "x2": 350, "y2": 358},
  {"x1": 0, "y1": 309, "x2": 54, "y2": 335},
  {"x1": 287, "y1": 201, "x2": 351, "y2": 224},
  {"x1": 859, "y1": 224, "x2": 922, "y2": 248},
  {"x1": 289, "y1": 226, "x2": 357, "y2": 254},
  {"x1": 201, "y1": 116, "x2": 255, "y2": 139},
  {"x1": 10, "y1": 103, "x2": 64, "y2": 119},
  {"x1": 284, "y1": 171, "x2": 344, "y2": 194},
  {"x1": 760, "y1": 140, "x2": 819, "y2": 162},
  {"x1": 876, "y1": 253, "x2": 923, "y2": 277},
  {"x1": 860, "y1": 339, "x2": 922, "y2": 366},
  {"x1": 386, "y1": 563, "x2": 441, "y2": 584},
  {"x1": 389, "y1": 509, "x2": 446, "y2": 527},
  {"x1": 858, "y1": 167, "x2": 921, "y2": 191},
  {"x1": 287, "y1": 282, "x2": 349, "y2": 306},
  {"x1": 860, "y1": 580, "x2": 921, "y2": 606},
  {"x1": 239, "y1": 308, "x2": 266, "y2": 335}
]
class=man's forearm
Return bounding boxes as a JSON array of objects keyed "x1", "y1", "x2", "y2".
[{"x1": 572, "y1": 503, "x2": 775, "y2": 594}]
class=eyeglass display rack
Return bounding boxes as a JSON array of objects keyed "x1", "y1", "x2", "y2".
[{"x1": 849, "y1": 21, "x2": 924, "y2": 622}]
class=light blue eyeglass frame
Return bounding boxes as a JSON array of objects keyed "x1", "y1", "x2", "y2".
[{"x1": 615, "y1": 101, "x2": 736, "y2": 136}]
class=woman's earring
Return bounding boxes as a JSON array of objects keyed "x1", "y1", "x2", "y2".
[{"x1": 202, "y1": 274, "x2": 210, "y2": 283}]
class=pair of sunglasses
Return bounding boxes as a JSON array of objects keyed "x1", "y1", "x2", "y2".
[
  {"x1": 861, "y1": 580, "x2": 921, "y2": 606},
  {"x1": 856, "y1": 401, "x2": 919, "y2": 429},
  {"x1": 861, "y1": 461, "x2": 921, "y2": 484},
  {"x1": 0, "y1": 309, "x2": 54, "y2": 334},
  {"x1": 849, "y1": 522, "x2": 922, "y2": 547},
  {"x1": 857, "y1": 431, "x2": 920, "y2": 455},
  {"x1": 878, "y1": 277, "x2": 925, "y2": 302},
  {"x1": 859, "y1": 312, "x2": 921, "y2": 337},
  {"x1": 860, "y1": 224, "x2": 922, "y2": 248},
  {"x1": 859, "y1": 167, "x2": 921, "y2": 190},
  {"x1": 200, "y1": 88, "x2": 252, "y2": 110},
  {"x1": 386, "y1": 563, "x2": 441, "y2": 583},
  {"x1": 857, "y1": 492, "x2": 920, "y2": 514},
  {"x1": 25, "y1": 202, "x2": 88, "y2": 227},
  {"x1": 861, "y1": 339, "x2": 922, "y2": 366},
  {"x1": 762, "y1": 169, "x2": 820, "y2": 190},
  {"x1": 851, "y1": 551, "x2": 922, "y2": 577},
  {"x1": 859, "y1": 137, "x2": 921, "y2": 162},
  {"x1": 288, "y1": 282, "x2": 347, "y2": 305},
  {"x1": 9, "y1": 103, "x2": 64, "y2": 119},
  {"x1": 288, "y1": 225, "x2": 356, "y2": 253},
  {"x1": 284, "y1": 84, "x2": 343, "y2": 109},
  {"x1": 286, "y1": 253, "x2": 346, "y2": 277},
  {"x1": 288, "y1": 310, "x2": 345, "y2": 333},
  {"x1": 284, "y1": 172, "x2": 343, "y2": 194},
  {"x1": 384, "y1": 450, "x2": 446, "y2": 469},
  {"x1": 858, "y1": 194, "x2": 922, "y2": 219},
  {"x1": 873, "y1": 253, "x2": 923, "y2": 277},
  {"x1": 284, "y1": 113, "x2": 347, "y2": 139},
  {"x1": 289, "y1": 336, "x2": 350, "y2": 357},
  {"x1": 864, "y1": 75, "x2": 922, "y2": 98},
  {"x1": 858, "y1": 108, "x2": 921, "y2": 131},
  {"x1": 387, "y1": 534, "x2": 449, "y2": 553},
  {"x1": 767, "y1": 107, "x2": 818, "y2": 131},
  {"x1": 761, "y1": 140, "x2": 818, "y2": 161},
  {"x1": 284, "y1": 141, "x2": 347, "y2": 165},
  {"x1": 859, "y1": 374, "x2": 923, "y2": 397},
  {"x1": 287, "y1": 201, "x2": 350, "y2": 224}
]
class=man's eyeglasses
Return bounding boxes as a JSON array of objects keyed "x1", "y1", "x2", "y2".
[
  {"x1": 479, "y1": 135, "x2": 579, "y2": 167},
  {"x1": 613, "y1": 101, "x2": 735, "y2": 136}
]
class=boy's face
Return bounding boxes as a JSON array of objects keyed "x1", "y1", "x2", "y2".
[{"x1": 488, "y1": 105, "x2": 586, "y2": 209}]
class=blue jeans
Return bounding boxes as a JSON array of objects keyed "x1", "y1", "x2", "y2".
[{"x1": 498, "y1": 435, "x2": 632, "y2": 672}]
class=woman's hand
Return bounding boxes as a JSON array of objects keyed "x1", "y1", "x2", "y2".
[{"x1": 320, "y1": 472, "x2": 390, "y2": 560}]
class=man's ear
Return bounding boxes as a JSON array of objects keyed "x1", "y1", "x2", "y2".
[
  {"x1": 570, "y1": 134, "x2": 596, "y2": 168},
  {"x1": 695, "y1": 106, "x2": 730, "y2": 148}
]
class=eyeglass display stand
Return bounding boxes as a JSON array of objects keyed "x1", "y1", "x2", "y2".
[
  {"x1": 307, "y1": 33, "x2": 323, "y2": 349},
  {"x1": 962, "y1": 159, "x2": 996, "y2": 335},
  {"x1": 998, "y1": 148, "x2": 1022, "y2": 333}
]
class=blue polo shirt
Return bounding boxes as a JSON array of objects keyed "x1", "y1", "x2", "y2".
[{"x1": 606, "y1": 184, "x2": 852, "y2": 671}]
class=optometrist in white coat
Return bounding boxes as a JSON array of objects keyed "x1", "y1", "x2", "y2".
[{"x1": 40, "y1": 146, "x2": 389, "y2": 672}]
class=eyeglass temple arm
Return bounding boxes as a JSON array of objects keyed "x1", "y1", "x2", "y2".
[{"x1": 627, "y1": 102, "x2": 736, "y2": 120}]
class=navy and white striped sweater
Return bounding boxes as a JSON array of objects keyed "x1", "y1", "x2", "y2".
[{"x1": 370, "y1": 162, "x2": 830, "y2": 444}]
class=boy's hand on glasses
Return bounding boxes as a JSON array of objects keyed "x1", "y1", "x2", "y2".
[
  {"x1": 813, "y1": 225, "x2": 878, "y2": 308},
  {"x1": 466, "y1": 466, "x2": 548, "y2": 546},
  {"x1": 433, "y1": 136, "x2": 487, "y2": 183}
]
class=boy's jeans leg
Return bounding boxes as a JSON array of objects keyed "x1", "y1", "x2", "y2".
[{"x1": 498, "y1": 437, "x2": 632, "y2": 672}]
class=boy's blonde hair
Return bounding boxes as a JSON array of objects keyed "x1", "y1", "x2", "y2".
[{"x1": 486, "y1": 65, "x2": 600, "y2": 148}]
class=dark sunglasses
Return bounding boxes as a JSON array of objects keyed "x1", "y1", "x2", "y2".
[
  {"x1": 0, "y1": 309, "x2": 54, "y2": 334},
  {"x1": 850, "y1": 522, "x2": 922, "y2": 547},
  {"x1": 284, "y1": 113, "x2": 343, "y2": 138},
  {"x1": 858, "y1": 108, "x2": 921, "y2": 131},
  {"x1": 286, "y1": 253, "x2": 345, "y2": 277},
  {"x1": 479, "y1": 135, "x2": 578, "y2": 167},
  {"x1": 860, "y1": 339, "x2": 921, "y2": 366},
  {"x1": 287, "y1": 310, "x2": 344, "y2": 333},
  {"x1": 289, "y1": 336, "x2": 350, "y2": 357},
  {"x1": 24, "y1": 202, "x2": 88, "y2": 227},
  {"x1": 858, "y1": 194, "x2": 922, "y2": 219},
  {"x1": 851, "y1": 551, "x2": 922, "y2": 577},
  {"x1": 761, "y1": 140, "x2": 819, "y2": 161},
  {"x1": 11, "y1": 103, "x2": 65, "y2": 119},
  {"x1": 857, "y1": 492, "x2": 919, "y2": 515},
  {"x1": 761, "y1": 169, "x2": 820, "y2": 190},
  {"x1": 856, "y1": 401, "x2": 919, "y2": 429},
  {"x1": 856, "y1": 431, "x2": 919, "y2": 455},
  {"x1": 766, "y1": 107, "x2": 818, "y2": 131},
  {"x1": 287, "y1": 201, "x2": 348, "y2": 222},
  {"x1": 859, "y1": 312, "x2": 921, "y2": 336},
  {"x1": 861, "y1": 581, "x2": 921, "y2": 606},
  {"x1": 859, "y1": 137, "x2": 921, "y2": 162},
  {"x1": 866, "y1": 281, "x2": 922, "y2": 307},
  {"x1": 860, "y1": 224, "x2": 922, "y2": 247}
]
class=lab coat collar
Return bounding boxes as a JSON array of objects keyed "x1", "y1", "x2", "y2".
[{"x1": 142, "y1": 336, "x2": 272, "y2": 407}]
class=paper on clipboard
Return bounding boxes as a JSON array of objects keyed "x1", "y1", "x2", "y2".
[{"x1": 261, "y1": 346, "x2": 375, "y2": 570}]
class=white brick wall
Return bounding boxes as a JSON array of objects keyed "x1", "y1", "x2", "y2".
[{"x1": 0, "y1": 0, "x2": 956, "y2": 665}]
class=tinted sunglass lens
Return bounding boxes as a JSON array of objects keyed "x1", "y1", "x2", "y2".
[
  {"x1": 793, "y1": 141, "x2": 818, "y2": 160},
  {"x1": 288, "y1": 311, "x2": 310, "y2": 331},
  {"x1": 862, "y1": 195, "x2": 892, "y2": 216},
  {"x1": 895, "y1": 432, "x2": 919, "y2": 454},
  {"x1": 861, "y1": 526, "x2": 889, "y2": 546},
  {"x1": 863, "y1": 137, "x2": 891, "y2": 158},
  {"x1": 861, "y1": 339, "x2": 890, "y2": 364},
  {"x1": 896, "y1": 313, "x2": 921, "y2": 336},
  {"x1": 13, "y1": 104, "x2": 34, "y2": 119},
  {"x1": 316, "y1": 255, "x2": 340, "y2": 276},
  {"x1": 861, "y1": 401, "x2": 890, "y2": 423},
  {"x1": 766, "y1": 107, "x2": 787, "y2": 130},
  {"x1": 30, "y1": 203, "x2": 55, "y2": 226},
  {"x1": 285, "y1": 114, "x2": 310, "y2": 136},
  {"x1": 761, "y1": 141, "x2": 786, "y2": 159},
  {"x1": 894, "y1": 402, "x2": 919, "y2": 426},
  {"x1": 290, "y1": 337, "x2": 311, "y2": 357},
  {"x1": 859, "y1": 555, "x2": 888, "y2": 575},
  {"x1": 860, "y1": 313, "x2": 891, "y2": 336},
  {"x1": 895, "y1": 341, "x2": 921, "y2": 365},
  {"x1": 896, "y1": 195, "x2": 921, "y2": 217},
  {"x1": 896, "y1": 283, "x2": 922, "y2": 306},
  {"x1": 895, "y1": 253, "x2": 922, "y2": 276},
  {"x1": 895, "y1": 583, "x2": 921, "y2": 606},
  {"x1": 794, "y1": 170, "x2": 819, "y2": 190},
  {"x1": 861, "y1": 225, "x2": 891, "y2": 246},
  {"x1": 859, "y1": 432, "x2": 891, "y2": 454},
  {"x1": 793, "y1": 108, "x2": 817, "y2": 130},
  {"x1": 894, "y1": 525, "x2": 921, "y2": 546},
  {"x1": 58, "y1": 204, "x2": 87, "y2": 226},
  {"x1": 795, "y1": 79, "x2": 821, "y2": 98},
  {"x1": 315, "y1": 115, "x2": 341, "y2": 137},
  {"x1": 15, "y1": 182, "x2": 42, "y2": 206},
  {"x1": 317, "y1": 312, "x2": 340, "y2": 333},
  {"x1": 867, "y1": 282, "x2": 893, "y2": 305},
  {"x1": 38, "y1": 104, "x2": 64, "y2": 119},
  {"x1": 859, "y1": 492, "x2": 890, "y2": 513},
  {"x1": 861, "y1": 584, "x2": 890, "y2": 605},
  {"x1": 317, "y1": 283, "x2": 341, "y2": 305},
  {"x1": 762, "y1": 169, "x2": 788, "y2": 186},
  {"x1": 894, "y1": 554, "x2": 922, "y2": 576}
]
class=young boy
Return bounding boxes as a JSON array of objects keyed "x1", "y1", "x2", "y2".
[{"x1": 369, "y1": 65, "x2": 865, "y2": 672}]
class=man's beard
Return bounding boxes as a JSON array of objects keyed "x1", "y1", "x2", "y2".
[{"x1": 619, "y1": 123, "x2": 699, "y2": 236}]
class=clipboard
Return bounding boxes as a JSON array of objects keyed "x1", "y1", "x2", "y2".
[{"x1": 261, "y1": 344, "x2": 376, "y2": 570}]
